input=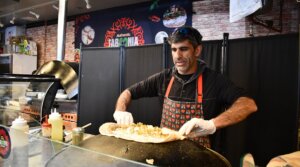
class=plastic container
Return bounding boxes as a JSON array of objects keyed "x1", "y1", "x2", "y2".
[
  {"x1": 48, "y1": 109, "x2": 63, "y2": 141},
  {"x1": 11, "y1": 116, "x2": 29, "y2": 133},
  {"x1": 10, "y1": 116, "x2": 29, "y2": 167},
  {"x1": 10, "y1": 116, "x2": 29, "y2": 149}
]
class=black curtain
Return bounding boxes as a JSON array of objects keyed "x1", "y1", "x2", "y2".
[
  {"x1": 198, "y1": 34, "x2": 299, "y2": 167},
  {"x1": 125, "y1": 44, "x2": 164, "y2": 126},
  {"x1": 227, "y1": 33, "x2": 299, "y2": 166},
  {"x1": 78, "y1": 45, "x2": 166, "y2": 133},
  {"x1": 77, "y1": 47, "x2": 120, "y2": 134},
  {"x1": 201, "y1": 40, "x2": 223, "y2": 72}
]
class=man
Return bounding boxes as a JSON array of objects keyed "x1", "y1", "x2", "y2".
[{"x1": 113, "y1": 26, "x2": 257, "y2": 148}]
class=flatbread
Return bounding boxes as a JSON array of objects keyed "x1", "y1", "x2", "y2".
[{"x1": 99, "y1": 122, "x2": 185, "y2": 143}]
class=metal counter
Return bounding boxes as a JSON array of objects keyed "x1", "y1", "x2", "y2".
[{"x1": 0, "y1": 126, "x2": 152, "y2": 167}]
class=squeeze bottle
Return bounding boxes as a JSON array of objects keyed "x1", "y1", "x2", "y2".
[
  {"x1": 10, "y1": 116, "x2": 29, "y2": 167},
  {"x1": 48, "y1": 109, "x2": 63, "y2": 141},
  {"x1": 11, "y1": 116, "x2": 29, "y2": 134}
]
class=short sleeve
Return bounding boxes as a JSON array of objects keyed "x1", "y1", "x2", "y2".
[{"x1": 128, "y1": 71, "x2": 168, "y2": 99}]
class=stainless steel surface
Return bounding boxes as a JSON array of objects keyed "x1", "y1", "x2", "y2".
[
  {"x1": 0, "y1": 0, "x2": 151, "y2": 27},
  {"x1": 56, "y1": 0, "x2": 67, "y2": 61},
  {"x1": 0, "y1": 127, "x2": 150, "y2": 166},
  {"x1": 35, "y1": 60, "x2": 78, "y2": 98}
]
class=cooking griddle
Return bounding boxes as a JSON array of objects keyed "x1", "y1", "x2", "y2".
[{"x1": 47, "y1": 135, "x2": 231, "y2": 167}]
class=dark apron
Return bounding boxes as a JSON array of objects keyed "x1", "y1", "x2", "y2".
[{"x1": 160, "y1": 75, "x2": 211, "y2": 148}]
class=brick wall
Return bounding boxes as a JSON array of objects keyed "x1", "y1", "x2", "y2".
[
  {"x1": 193, "y1": 0, "x2": 299, "y2": 40},
  {"x1": 26, "y1": 21, "x2": 75, "y2": 67},
  {"x1": 26, "y1": 0, "x2": 298, "y2": 67},
  {"x1": 25, "y1": 26, "x2": 46, "y2": 67}
]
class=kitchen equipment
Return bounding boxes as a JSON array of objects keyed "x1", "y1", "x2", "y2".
[
  {"x1": 48, "y1": 135, "x2": 231, "y2": 167},
  {"x1": 34, "y1": 60, "x2": 78, "y2": 99}
]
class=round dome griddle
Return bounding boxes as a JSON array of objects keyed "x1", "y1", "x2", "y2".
[
  {"x1": 34, "y1": 60, "x2": 78, "y2": 99},
  {"x1": 47, "y1": 135, "x2": 231, "y2": 167}
]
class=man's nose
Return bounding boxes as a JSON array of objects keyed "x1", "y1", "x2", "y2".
[{"x1": 174, "y1": 50, "x2": 183, "y2": 58}]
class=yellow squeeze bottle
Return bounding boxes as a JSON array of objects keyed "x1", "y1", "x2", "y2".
[{"x1": 48, "y1": 109, "x2": 63, "y2": 141}]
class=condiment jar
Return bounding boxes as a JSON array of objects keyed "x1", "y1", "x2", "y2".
[
  {"x1": 48, "y1": 109, "x2": 63, "y2": 141},
  {"x1": 72, "y1": 127, "x2": 84, "y2": 145}
]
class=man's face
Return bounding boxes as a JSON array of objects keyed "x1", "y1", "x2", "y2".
[{"x1": 171, "y1": 40, "x2": 201, "y2": 75}]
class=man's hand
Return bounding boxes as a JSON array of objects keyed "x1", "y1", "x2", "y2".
[
  {"x1": 179, "y1": 118, "x2": 216, "y2": 137},
  {"x1": 113, "y1": 111, "x2": 134, "y2": 125}
]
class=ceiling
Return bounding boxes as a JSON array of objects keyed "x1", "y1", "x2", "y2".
[{"x1": 0, "y1": 0, "x2": 151, "y2": 28}]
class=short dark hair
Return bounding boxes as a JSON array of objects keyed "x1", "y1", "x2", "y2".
[{"x1": 168, "y1": 26, "x2": 203, "y2": 48}]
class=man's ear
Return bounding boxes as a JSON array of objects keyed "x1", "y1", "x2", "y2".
[{"x1": 195, "y1": 45, "x2": 202, "y2": 57}]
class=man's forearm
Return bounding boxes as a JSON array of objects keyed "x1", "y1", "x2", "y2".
[
  {"x1": 213, "y1": 97, "x2": 258, "y2": 129},
  {"x1": 115, "y1": 89, "x2": 132, "y2": 111}
]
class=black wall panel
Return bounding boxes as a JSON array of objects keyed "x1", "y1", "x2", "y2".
[
  {"x1": 78, "y1": 45, "x2": 165, "y2": 133},
  {"x1": 227, "y1": 34, "x2": 299, "y2": 166},
  {"x1": 124, "y1": 45, "x2": 164, "y2": 126},
  {"x1": 78, "y1": 47, "x2": 120, "y2": 134}
]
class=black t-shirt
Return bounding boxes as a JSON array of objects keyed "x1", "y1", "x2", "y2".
[{"x1": 128, "y1": 63, "x2": 248, "y2": 119}]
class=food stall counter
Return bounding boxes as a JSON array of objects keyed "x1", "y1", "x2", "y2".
[{"x1": 0, "y1": 124, "x2": 153, "y2": 167}]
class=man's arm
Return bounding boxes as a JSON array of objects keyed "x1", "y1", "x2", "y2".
[
  {"x1": 179, "y1": 96, "x2": 257, "y2": 137},
  {"x1": 115, "y1": 89, "x2": 132, "y2": 111},
  {"x1": 213, "y1": 96, "x2": 257, "y2": 129},
  {"x1": 114, "y1": 89, "x2": 134, "y2": 124}
]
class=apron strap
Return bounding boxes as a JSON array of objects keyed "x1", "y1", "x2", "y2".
[
  {"x1": 165, "y1": 75, "x2": 203, "y2": 103},
  {"x1": 197, "y1": 75, "x2": 203, "y2": 103},
  {"x1": 165, "y1": 76, "x2": 175, "y2": 97}
]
